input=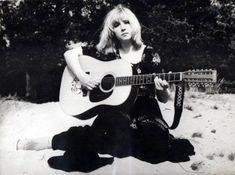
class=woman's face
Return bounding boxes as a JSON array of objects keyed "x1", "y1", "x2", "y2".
[{"x1": 112, "y1": 18, "x2": 132, "y2": 42}]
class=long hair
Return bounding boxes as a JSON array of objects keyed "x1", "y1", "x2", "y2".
[{"x1": 96, "y1": 4, "x2": 143, "y2": 53}]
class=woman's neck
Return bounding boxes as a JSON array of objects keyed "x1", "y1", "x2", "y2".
[
  {"x1": 118, "y1": 43, "x2": 145, "y2": 64},
  {"x1": 119, "y1": 40, "x2": 133, "y2": 54}
]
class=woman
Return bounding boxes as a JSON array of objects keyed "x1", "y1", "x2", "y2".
[{"x1": 17, "y1": 4, "x2": 194, "y2": 171}]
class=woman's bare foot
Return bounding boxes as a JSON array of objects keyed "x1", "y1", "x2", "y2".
[{"x1": 16, "y1": 137, "x2": 52, "y2": 151}]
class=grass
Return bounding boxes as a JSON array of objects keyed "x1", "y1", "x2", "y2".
[
  {"x1": 228, "y1": 153, "x2": 235, "y2": 161},
  {"x1": 192, "y1": 132, "x2": 203, "y2": 138},
  {"x1": 190, "y1": 161, "x2": 204, "y2": 171},
  {"x1": 210, "y1": 129, "x2": 216, "y2": 133},
  {"x1": 206, "y1": 153, "x2": 215, "y2": 160},
  {"x1": 218, "y1": 152, "x2": 224, "y2": 158},
  {"x1": 193, "y1": 114, "x2": 202, "y2": 118},
  {"x1": 184, "y1": 104, "x2": 193, "y2": 111},
  {"x1": 0, "y1": 94, "x2": 22, "y2": 102}
]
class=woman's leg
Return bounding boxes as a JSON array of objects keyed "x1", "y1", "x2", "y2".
[
  {"x1": 130, "y1": 97, "x2": 172, "y2": 162},
  {"x1": 16, "y1": 125, "x2": 93, "y2": 151},
  {"x1": 51, "y1": 125, "x2": 93, "y2": 151},
  {"x1": 16, "y1": 136, "x2": 53, "y2": 151},
  {"x1": 91, "y1": 110, "x2": 132, "y2": 157},
  {"x1": 131, "y1": 113, "x2": 171, "y2": 162}
]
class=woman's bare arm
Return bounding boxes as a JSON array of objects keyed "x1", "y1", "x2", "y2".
[{"x1": 64, "y1": 47, "x2": 98, "y2": 90}]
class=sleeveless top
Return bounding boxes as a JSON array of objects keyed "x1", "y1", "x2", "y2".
[{"x1": 82, "y1": 44, "x2": 163, "y2": 119}]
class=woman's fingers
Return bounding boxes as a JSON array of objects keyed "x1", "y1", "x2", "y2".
[
  {"x1": 161, "y1": 80, "x2": 169, "y2": 89},
  {"x1": 154, "y1": 77, "x2": 161, "y2": 90},
  {"x1": 154, "y1": 77, "x2": 169, "y2": 90},
  {"x1": 82, "y1": 76, "x2": 100, "y2": 90}
]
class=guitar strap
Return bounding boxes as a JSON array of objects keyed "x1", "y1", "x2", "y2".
[{"x1": 167, "y1": 82, "x2": 185, "y2": 130}]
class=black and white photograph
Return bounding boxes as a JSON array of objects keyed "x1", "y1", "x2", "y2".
[{"x1": 0, "y1": 0, "x2": 235, "y2": 174}]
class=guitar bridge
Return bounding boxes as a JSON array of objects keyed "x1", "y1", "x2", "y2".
[
  {"x1": 81, "y1": 71, "x2": 90, "y2": 97},
  {"x1": 81, "y1": 86, "x2": 88, "y2": 97}
]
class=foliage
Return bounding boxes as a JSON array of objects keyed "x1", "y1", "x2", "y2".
[{"x1": 0, "y1": 0, "x2": 234, "y2": 101}]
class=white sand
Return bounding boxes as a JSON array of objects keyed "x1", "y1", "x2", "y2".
[{"x1": 0, "y1": 93, "x2": 235, "y2": 175}]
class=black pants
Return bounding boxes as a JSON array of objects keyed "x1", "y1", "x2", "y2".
[{"x1": 52, "y1": 109, "x2": 171, "y2": 160}]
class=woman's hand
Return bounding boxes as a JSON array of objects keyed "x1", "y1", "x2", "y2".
[
  {"x1": 154, "y1": 77, "x2": 170, "y2": 103},
  {"x1": 154, "y1": 76, "x2": 169, "y2": 91},
  {"x1": 78, "y1": 73, "x2": 99, "y2": 90},
  {"x1": 64, "y1": 46, "x2": 99, "y2": 90}
]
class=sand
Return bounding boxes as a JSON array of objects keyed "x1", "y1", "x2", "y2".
[{"x1": 0, "y1": 93, "x2": 235, "y2": 175}]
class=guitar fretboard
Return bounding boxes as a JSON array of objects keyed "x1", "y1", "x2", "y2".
[{"x1": 115, "y1": 72, "x2": 182, "y2": 86}]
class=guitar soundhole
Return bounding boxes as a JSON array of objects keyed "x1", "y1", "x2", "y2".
[{"x1": 100, "y1": 74, "x2": 115, "y2": 92}]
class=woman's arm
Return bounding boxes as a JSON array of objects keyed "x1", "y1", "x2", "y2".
[{"x1": 64, "y1": 47, "x2": 98, "y2": 90}]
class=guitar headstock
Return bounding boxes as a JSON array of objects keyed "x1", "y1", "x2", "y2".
[{"x1": 183, "y1": 69, "x2": 217, "y2": 85}]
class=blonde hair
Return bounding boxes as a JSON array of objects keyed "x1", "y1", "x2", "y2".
[{"x1": 96, "y1": 4, "x2": 143, "y2": 53}]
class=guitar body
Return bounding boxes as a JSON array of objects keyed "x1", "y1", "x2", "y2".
[{"x1": 59, "y1": 56, "x2": 136, "y2": 119}]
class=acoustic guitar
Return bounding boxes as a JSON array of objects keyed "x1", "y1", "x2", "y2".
[{"x1": 59, "y1": 56, "x2": 217, "y2": 119}]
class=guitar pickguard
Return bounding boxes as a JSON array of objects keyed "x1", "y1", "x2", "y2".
[{"x1": 89, "y1": 87, "x2": 113, "y2": 102}]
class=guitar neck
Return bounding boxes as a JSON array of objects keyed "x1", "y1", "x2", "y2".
[{"x1": 116, "y1": 72, "x2": 183, "y2": 86}]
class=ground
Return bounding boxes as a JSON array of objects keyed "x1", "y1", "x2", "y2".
[{"x1": 0, "y1": 92, "x2": 235, "y2": 175}]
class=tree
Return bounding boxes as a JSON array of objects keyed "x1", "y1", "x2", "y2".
[{"x1": 0, "y1": 0, "x2": 234, "y2": 100}]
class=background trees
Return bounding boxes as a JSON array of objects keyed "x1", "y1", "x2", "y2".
[{"x1": 0, "y1": 0, "x2": 234, "y2": 102}]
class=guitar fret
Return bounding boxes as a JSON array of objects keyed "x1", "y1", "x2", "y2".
[
  {"x1": 170, "y1": 73, "x2": 173, "y2": 82},
  {"x1": 126, "y1": 76, "x2": 128, "y2": 85},
  {"x1": 159, "y1": 74, "x2": 163, "y2": 81},
  {"x1": 119, "y1": 77, "x2": 122, "y2": 86},
  {"x1": 146, "y1": 75, "x2": 149, "y2": 84},
  {"x1": 152, "y1": 74, "x2": 155, "y2": 83},
  {"x1": 140, "y1": 75, "x2": 143, "y2": 84},
  {"x1": 123, "y1": 77, "x2": 127, "y2": 85},
  {"x1": 149, "y1": 75, "x2": 153, "y2": 84},
  {"x1": 143, "y1": 75, "x2": 146, "y2": 84},
  {"x1": 135, "y1": 76, "x2": 138, "y2": 85},
  {"x1": 127, "y1": 76, "x2": 129, "y2": 85},
  {"x1": 148, "y1": 75, "x2": 151, "y2": 84},
  {"x1": 163, "y1": 73, "x2": 165, "y2": 80}
]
